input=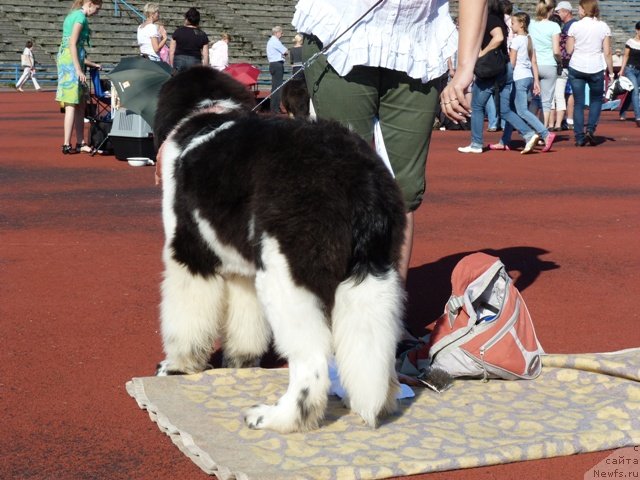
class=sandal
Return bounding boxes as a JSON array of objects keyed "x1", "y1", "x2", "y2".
[
  {"x1": 62, "y1": 144, "x2": 75, "y2": 155},
  {"x1": 75, "y1": 142, "x2": 93, "y2": 154},
  {"x1": 488, "y1": 143, "x2": 510, "y2": 151}
]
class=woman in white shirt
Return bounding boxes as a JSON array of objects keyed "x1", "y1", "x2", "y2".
[
  {"x1": 566, "y1": 0, "x2": 614, "y2": 146},
  {"x1": 137, "y1": 2, "x2": 167, "y2": 61}
]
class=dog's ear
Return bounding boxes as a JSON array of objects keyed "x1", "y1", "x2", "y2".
[{"x1": 154, "y1": 67, "x2": 256, "y2": 147}]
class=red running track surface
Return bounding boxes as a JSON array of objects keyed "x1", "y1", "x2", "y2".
[{"x1": 1, "y1": 89, "x2": 639, "y2": 479}]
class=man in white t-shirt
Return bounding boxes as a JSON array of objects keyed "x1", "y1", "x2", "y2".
[{"x1": 209, "y1": 33, "x2": 231, "y2": 71}]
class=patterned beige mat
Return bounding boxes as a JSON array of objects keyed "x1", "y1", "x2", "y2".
[{"x1": 126, "y1": 349, "x2": 640, "y2": 479}]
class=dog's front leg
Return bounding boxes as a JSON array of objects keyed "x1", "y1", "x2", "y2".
[
  {"x1": 244, "y1": 352, "x2": 330, "y2": 433},
  {"x1": 244, "y1": 236, "x2": 332, "y2": 432},
  {"x1": 156, "y1": 256, "x2": 226, "y2": 375}
]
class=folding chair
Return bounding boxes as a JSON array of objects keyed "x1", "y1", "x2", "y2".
[
  {"x1": 87, "y1": 67, "x2": 114, "y2": 155},
  {"x1": 87, "y1": 67, "x2": 112, "y2": 121}
]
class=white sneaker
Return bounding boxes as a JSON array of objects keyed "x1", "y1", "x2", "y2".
[
  {"x1": 458, "y1": 145, "x2": 483, "y2": 154},
  {"x1": 521, "y1": 134, "x2": 540, "y2": 154}
]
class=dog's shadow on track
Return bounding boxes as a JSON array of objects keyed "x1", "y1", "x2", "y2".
[{"x1": 405, "y1": 246, "x2": 560, "y2": 335}]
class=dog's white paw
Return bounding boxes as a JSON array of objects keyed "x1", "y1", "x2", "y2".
[
  {"x1": 155, "y1": 359, "x2": 174, "y2": 376},
  {"x1": 244, "y1": 403, "x2": 305, "y2": 433},
  {"x1": 244, "y1": 404, "x2": 276, "y2": 430},
  {"x1": 156, "y1": 359, "x2": 214, "y2": 376}
]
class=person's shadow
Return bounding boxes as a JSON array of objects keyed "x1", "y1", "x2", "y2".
[{"x1": 404, "y1": 246, "x2": 559, "y2": 335}]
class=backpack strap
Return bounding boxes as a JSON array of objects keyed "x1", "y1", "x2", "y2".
[{"x1": 446, "y1": 295, "x2": 465, "y2": 327}]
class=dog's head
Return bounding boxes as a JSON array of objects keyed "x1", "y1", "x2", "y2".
[
  {"x1": 154, "y1": 66, "x2": 257, "y2": 147},
  {"x1": 281, "y1": 79, "x2": 310, "y2": 119}
]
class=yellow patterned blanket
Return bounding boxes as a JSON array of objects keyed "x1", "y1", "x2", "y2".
[{"x1": 126, "y1": 349, "x2": 640, "y2": 479}]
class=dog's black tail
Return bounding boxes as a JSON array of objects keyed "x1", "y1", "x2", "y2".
[{"x1": 347, "y1": 173, "x2": 406, "y2": 283}]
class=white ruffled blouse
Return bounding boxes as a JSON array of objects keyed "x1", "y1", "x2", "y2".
[{"x1": 292, "y1": 0, "x2": 458, "y2": 83}]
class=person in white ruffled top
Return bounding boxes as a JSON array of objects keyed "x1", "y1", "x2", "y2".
[
  {"x1": 137, "y1": 2, "x2": 167, "y2": 62},
  {"x1": 292, "y1": 0, "x2": 457, "y2": 284}
]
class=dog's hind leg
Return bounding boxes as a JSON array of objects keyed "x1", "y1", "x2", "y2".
[
  {"x1": 332, "y1": 271, "x2": 404, "y2": 427},
  {"x1": 244, "y1": 236, "x2": 332, "y2": 433},
  {"x1": 157, "y1": 256, "x2": 226, "y2": 375},
  {"x1": 222, "y1": 274, "x2": 271, "y2": 368}
]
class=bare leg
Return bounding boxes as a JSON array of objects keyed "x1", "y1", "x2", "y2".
[
  {"x1": 398, "y1": 211, "x2": 417, "y2": 341},
  {"x1": 74, "y1": 101, "x2": 86, "y2": 145},
  {"x1": 398, "y1": 211, "x2": 414, "y2": 285},
  {"x1": 63, "y1": 104, "x2": 76, "y2": 145},
  {"x1": 547, "y1": 109, "x2": 554, "y2": 129},
  {"x1": 567, "y1": 95, "x2": 574, "y2": 126}
]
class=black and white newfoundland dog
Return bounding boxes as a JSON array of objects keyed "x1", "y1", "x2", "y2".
[{"x1": 154, "y1": 66, "x2": 406, "y2": 433}]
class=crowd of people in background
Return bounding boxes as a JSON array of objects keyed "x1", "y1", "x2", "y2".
[
  {"x1": 50, "y1": 0, "x2": 638, "y2": 156},
  {"x1": 455, "y1": 0, "x2": 635, "y2": 154},
  {"x1": 133, "y1": 4, "x2": 301, "y2": 114}
]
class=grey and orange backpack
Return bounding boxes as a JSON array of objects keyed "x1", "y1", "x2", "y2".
[{"x1": 399, "y1": 252, "x2": 544, "y2": 387}]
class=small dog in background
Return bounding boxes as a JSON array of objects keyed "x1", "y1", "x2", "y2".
[{"x1": 153, "y1": 66, "x2": 406, "y2": 433}]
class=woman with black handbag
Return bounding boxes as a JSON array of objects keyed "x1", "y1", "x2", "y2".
[{"x1": 458, "y1": 0, "x2": 540, "y2": 154}]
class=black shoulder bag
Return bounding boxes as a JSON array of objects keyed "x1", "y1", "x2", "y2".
[{"x1": 474, "y1": 48, "x2": 507, "y2": 80}]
